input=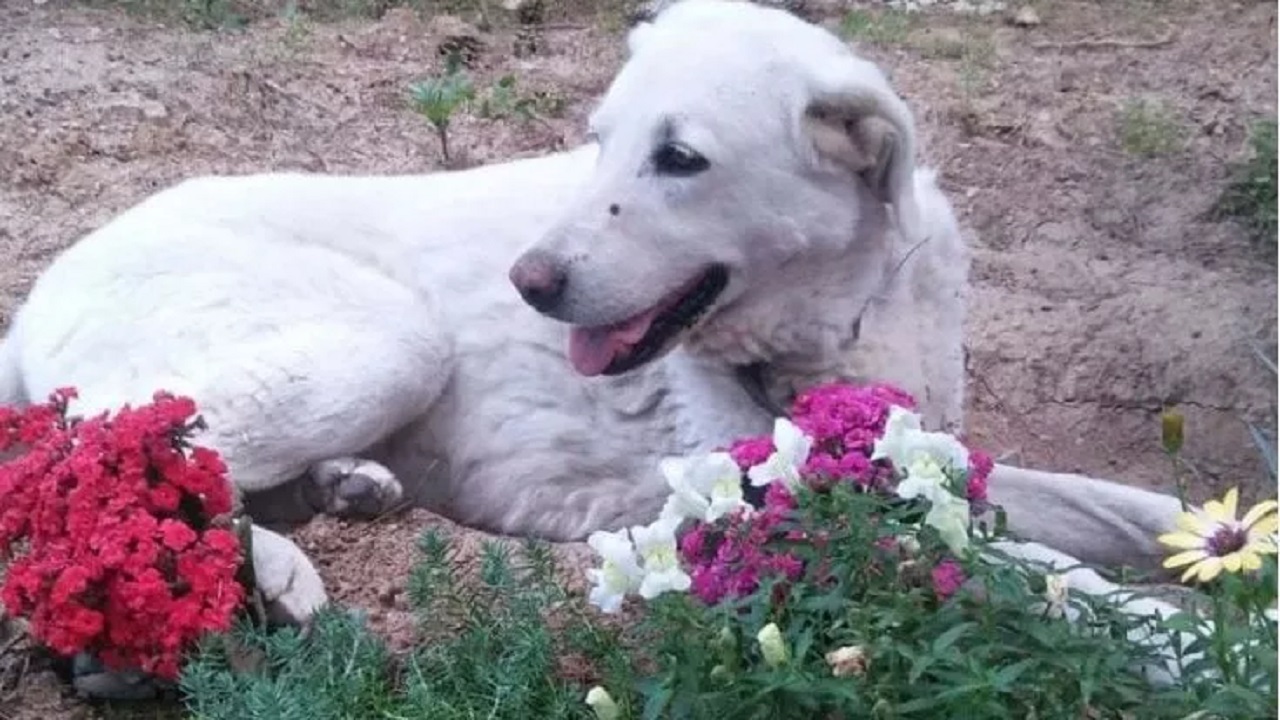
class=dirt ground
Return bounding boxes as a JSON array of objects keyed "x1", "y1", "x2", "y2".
[{"x1": 0, "y1": 0, "x2": 1276, "y2": 716}]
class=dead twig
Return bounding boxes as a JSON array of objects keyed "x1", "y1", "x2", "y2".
[{"x1": 1032, "y1": 30, "x2": 1176, "y2": 52}]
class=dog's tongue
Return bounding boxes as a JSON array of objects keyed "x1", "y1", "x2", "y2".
[{"x1": 568, "y1": 308, "x2": 660, "y2": 376}]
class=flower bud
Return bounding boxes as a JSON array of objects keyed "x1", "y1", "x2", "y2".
[
  {"x1": 714, "y1": 626, "x2": 737, "y2": 654},
  {"x1": 756, "y1": 622, "x2": 789, "y2": 668},
  {"x1": 899, "y1": 534, "x2": 921, "y2": 558},
  {"x1": 1161, "y1": 410, "x2": 1184, "y2": 455},
  {"x1": 824, "y1": 645, "x2": 869, "y2": 677},
  {"x1": 1043, "y1": 573, "x2": 1069, "y2": 620},
  {"x1": 585, "y1": 686, "x2": 619, "y2": 720}
]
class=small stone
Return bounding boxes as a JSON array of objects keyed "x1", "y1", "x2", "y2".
[
  {"x1": 377, "y1": 582, "x2": 401, "y2": 607},
  {"x1": 140, "y1": 100, "x2": 168, "y2": 120},
  {"x1": 73, "y1": 670, "x2": 159, "y2": 701},
  {"x1": 1010, "y1": 5, "x2": 1041, "y2": 27}
]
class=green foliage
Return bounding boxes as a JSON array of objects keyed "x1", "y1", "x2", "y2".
[
  {"x1": 179, "y1": 489, "x2": 1277, "y2": 720},
  {"x1": 394, "y1": 533, "x2": 627, "y2": 718},
  {"x1": 94, "y1": 0, "x2": 432, "y2": 28},
  {"x1": 602, "y1": 486, "x2": 1253, "y2": 720},
  {"x1": 179, "y1": 532, "x2": 632, "y2": 719},
  {"x1": 179, "y1": 608, "x2": 400, "y2": 719},
  {"x1": 1117, "y1": 97, "x2": 1184, "y2": 158},
  {"x1": 839, "y1": 9, "x2": 913, "y2": 46},
  {"x1": 1216, "y1": 119, "x2": 1278, "y2": 244},
  {"x1": 474, "y1": 75, "x2": 568, "y2": 122}
]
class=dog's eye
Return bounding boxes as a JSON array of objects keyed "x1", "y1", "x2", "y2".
[{"x1": 651, "y1": 142, "x2": 709, "y2": 177}]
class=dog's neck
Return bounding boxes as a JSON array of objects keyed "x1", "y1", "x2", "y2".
[
  {"x1": 731, "y1": 318, "x2": 863, "y2": 418},
  {"x1": 729, "y1": 228, "x2": 929, "y2": 419}
]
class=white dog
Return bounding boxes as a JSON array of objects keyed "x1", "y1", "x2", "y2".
[{"x1": 0, "y1": 0, "x2": 1186, "y2": 625}]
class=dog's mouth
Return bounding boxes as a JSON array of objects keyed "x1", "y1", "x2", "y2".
[{"x1": 568, "y1": 265, "x2": 729, "y2": 377}]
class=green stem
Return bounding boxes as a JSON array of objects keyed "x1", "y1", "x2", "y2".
[
  {"x1": 1211, "y1": 590, "x2": 1234, "y2": 686},
  {"x1": 1167, "y1": 450, "x2": 1189, "y2": 513}
]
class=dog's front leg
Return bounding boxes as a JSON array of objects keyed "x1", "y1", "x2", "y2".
[
  {"x1": 451, "y1": 466, "x2": 671, "y2": 542},
  {"x1": 249, "y1": 524, "x2": 329, "y2": 625},
  {"x1": 987, "y1": 465, "x2": 1185, "y2": 574}
]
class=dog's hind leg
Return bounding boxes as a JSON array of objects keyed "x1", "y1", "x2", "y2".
[
  {"x1": 14, "y1": 237, "x2": 454, "y2": 524},
  {"x1": 169, "y1": 277, "x2": 454, "y2": 525},
  {"x1": 986, "y1": 464, "x2": 1185, "y2": 574}
]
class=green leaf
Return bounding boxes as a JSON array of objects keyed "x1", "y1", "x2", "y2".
[
  {"x1": 990, "y1": 658, "x2": 1037, "y2": 691},
  {"x1": 931, "y1": 621, "x2": 975, "y2": 655}
]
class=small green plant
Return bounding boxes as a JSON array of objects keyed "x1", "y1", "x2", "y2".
[
  {"x1": 915, "y1": 26, "x2": 996, "y2": 66},
  {"x1": 106, "y1": 0, "x2": 247, "y2": 29},
  {"x1": 180, "y1": 0, "x2": 246, "y2": 29},
  {"x1": 281, "y1": 0, "x2": 313, "y2": 55},
  {"x1": 1118, "y1": 97, "x2": 1184, "y2": 158},
  {"x1": 180, "y1": 607, "x2": 401, "y2": 719},
  {"x1": 840, "y1": 8, "x2": 913, "y2": 46},
  {"x1": 475, "y1": 75, "x2": 569, "y2": 122},
  {"x1": 408, "y1": 57, "x2": 476, "y2": 166},
  {"x1": 1215, "y1": 119, "x2": 1278, "y2": 244},
  {"x1": 180, "y1": 533, "x2": 630, "y2": 719}
]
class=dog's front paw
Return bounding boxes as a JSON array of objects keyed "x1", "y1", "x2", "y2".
[
  {"x1": 250, "y1": 525, "x2": 328, "y2": 626},
  {"x1": 307, "y1": 457, "x2": 404, "y2": 518}
]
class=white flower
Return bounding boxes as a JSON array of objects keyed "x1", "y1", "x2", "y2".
[
  {"x1": 824, "y1": 645, "x2": 869, "y2": 677},
  {"x1": 871, "y1": 405, "x2": 923, "y2": 463},
  {"x1": 875, "y1": 406, "x2": 969, "y2": 491},
  {"x1": 585, "y1": 686, "x2": 620, "y2": 720},
  {"x1": 747, "y1": 418, "x2": 813, "y2": 489},
  {"x1": 585, "y1": 528, "x2": 643, "y2": 614},
  {"x1": 924, "y1": 492, "x2": 972, "y2": 555},
  {"x1": 1265, "y1": 605, "x2": 1278, "y2": 624},
  {"x1": 631, "y1": 516, "x2": 692, "y2": 599},
  {"x1": 894, "y1": 453, "x2": 950, "y2": 505},
  {"x1": 659, "y1": 452, "x2": 750, "y2": 523},
  {"x1": 1044, "y1": 573, "x2": 1069, "y2": 620},
  {"x1": 756, "y1": 622, "x2": 789, "y2": 667},
  {"x1": 899, "y1": 534, "x2": 922, "y2": 558},
  {"x1": 898, "y1": 429, "x2": 970, "y2": 479}
]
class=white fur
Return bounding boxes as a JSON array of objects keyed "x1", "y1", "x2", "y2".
[{"x1": 1, "y1": 1, "x2": 1186, "y2": 630}]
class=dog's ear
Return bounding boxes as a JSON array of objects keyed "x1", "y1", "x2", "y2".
[
  {"x1": 625, "y1": 0, "x2": 680, "y2": 46},
  {"x1": 802, "y1": 57, "x2": 922, "y2": 243}
]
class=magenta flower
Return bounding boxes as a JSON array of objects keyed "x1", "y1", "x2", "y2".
[
  {"x1": 673, "y1": 381, "x2": 994, "y2": 609},
  {"x1": 931, "y1": 559, "x2": 966, "y2": 600}
]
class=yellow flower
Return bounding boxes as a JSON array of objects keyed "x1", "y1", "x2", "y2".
[
  {"x1": 1160, "y1": 409, "x2": 1185, "y2": 454},
  {"x1": 1158, "y1": 488, "x2": 1278, "y2": 583}
]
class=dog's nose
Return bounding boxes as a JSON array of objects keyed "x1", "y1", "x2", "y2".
[{"x1": 509, "y1": 251, "x2": 568, "y2": 313}]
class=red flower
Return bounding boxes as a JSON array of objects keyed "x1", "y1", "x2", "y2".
[
  {"x1": 0, "y1": 389, "x2": 246, "y2": 680},
  {"x1": 159, "y1": 519, "x2": 198, "y2": 552}
]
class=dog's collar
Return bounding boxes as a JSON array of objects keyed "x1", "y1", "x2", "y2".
[
  {"x1": 733, "y1": 362, "x2": 787, "y2": 418},
  {"x1": 732, "y1": 318, "x2": 862, "y2": 418}
]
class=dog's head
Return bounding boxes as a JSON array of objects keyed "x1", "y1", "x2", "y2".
[{"x1": 509, "y1": 0, "x2": 923, "y2": 377}]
